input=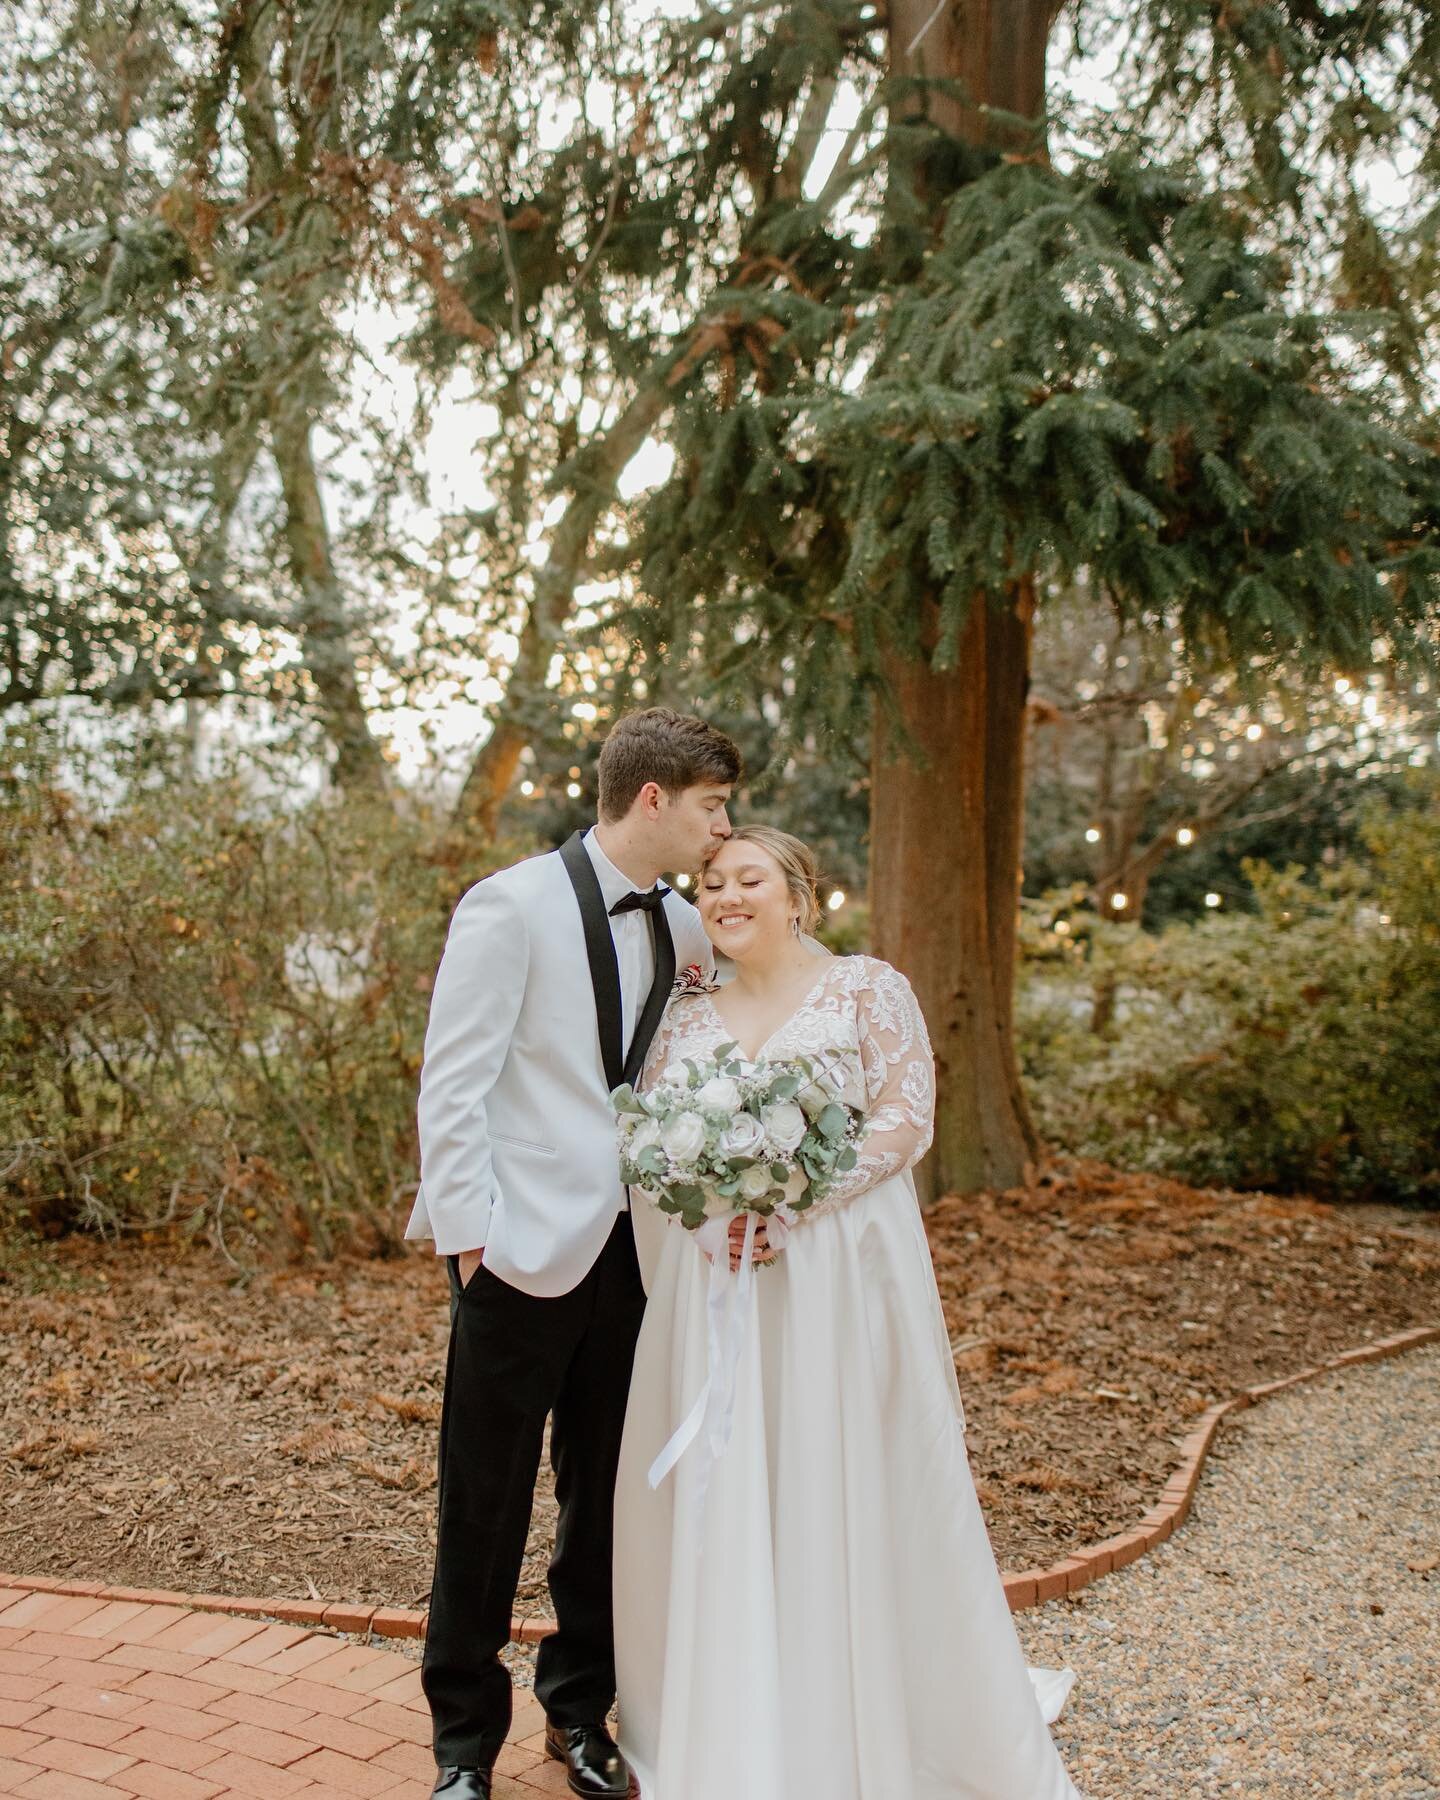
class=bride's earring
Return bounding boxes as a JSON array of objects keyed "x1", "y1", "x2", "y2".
[{"x1": 791, "y1": 916, "x2": 801, "y2": 938}]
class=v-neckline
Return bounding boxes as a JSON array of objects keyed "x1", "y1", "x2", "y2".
[{"x1": 701, "y1": 959, "x2": 837, "y2": 1064}]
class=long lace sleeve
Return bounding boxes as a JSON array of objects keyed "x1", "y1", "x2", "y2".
[{"x1": 797, "y1": 960, "x2": 935, "y2": 1221}]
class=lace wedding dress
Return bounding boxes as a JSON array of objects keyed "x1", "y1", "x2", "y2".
[{"x1": 613, "y1": 954, "x2": 1082, "y2": 1800}]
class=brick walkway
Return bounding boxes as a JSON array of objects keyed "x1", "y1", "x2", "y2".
[{"x1": 0, "y1": 1587, "x2": 559, "y2": 1798}]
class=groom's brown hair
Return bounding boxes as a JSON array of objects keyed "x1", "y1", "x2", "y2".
[{"x1": 597, "y1": 708, "x2": 742, "y2": 821}]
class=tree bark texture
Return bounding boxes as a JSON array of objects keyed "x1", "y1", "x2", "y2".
[
  {"x1": 870, "y1": 592, "x2": 1039, "y2": 1200},
  {"x1": 871, "y1": 0, "x2": 1054, "y2": 1196},
  {"x1": 269, "y1": 407, "x2": 388, "y2": 794}
]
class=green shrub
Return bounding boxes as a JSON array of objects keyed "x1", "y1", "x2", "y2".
[
  {"x1": 1018, "y1": 783, "x2": 1440, "y2": 1204},
  {"x1": 1, "y1": 723, "x2": 523, "y2": 1259}
]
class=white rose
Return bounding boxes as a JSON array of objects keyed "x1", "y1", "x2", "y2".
[
  {"x1": 717, "y1": 1112, "x2": 768, "y2": 1159},
  {"x1": 738, "y1": 1164, "x2": 775, "y2": 1202},
  {"x1": 628, "y1": 1117, "x2": 662, "y2": 1156},
  {"x1": 660, "y1": 1110, "x2": 708, "y2": 1165},
  {"x1": 695, "y1": 1074, "x2": 743, "y2": 1114},
  {"x1": 781, "y1": 1167, "x2": 811, "y2": 1206},
  {"x1": 798, "y1": 1078, "x2": 836, "y2": 1121},
  {"x1": 761, "y1": 1100, "x2": 807, "y2": 1154},
  {"x1": 660, "y1": 1063, "x2": 691, "y2": 1091}
]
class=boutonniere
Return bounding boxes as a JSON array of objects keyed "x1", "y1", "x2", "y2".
[{"x1": 673, "y1": 962, "x2": 719, "y2": 995}]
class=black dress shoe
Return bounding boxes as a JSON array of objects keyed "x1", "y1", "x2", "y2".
[
  {"x1": 431, "y1": 1768, "x2": 491, "y2": 1799},
  {"x1": 544, "y1": 1720, "x2": 634, "y2": 1797}
]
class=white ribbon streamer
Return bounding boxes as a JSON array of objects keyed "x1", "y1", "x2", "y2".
[{"x1": 648, "y1": 1210, "x2": 764, "y2": 1495}]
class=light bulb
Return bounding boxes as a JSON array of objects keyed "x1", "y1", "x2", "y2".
[
  {"x1": 1110, "y1": 893, "x2": 1128, "y2": 910},
  {"x1": 827, "y1": 890, "x2": 846, "y2": 912},
  {"x1": 1176, "y1": 826, "x2": 1194, "y2": 845},
  {"x1": 566, "y1": 782, "x2": 582, "y2": 798},
  {"x1": 1205, "y1": 892, "x2": 1222, "y2": 908},
  {"x1": 1085, "y1": 827, "x2": 1101, "y2": 843},
  {"x1": 520, "y1": 780, "x2": 535, "y2": 796}
]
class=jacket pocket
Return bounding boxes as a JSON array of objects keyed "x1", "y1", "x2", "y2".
[{"x1": 491, "y1": 1130, "x2": 558, "y2": 1157}]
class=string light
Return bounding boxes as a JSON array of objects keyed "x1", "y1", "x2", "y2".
[
  {"x1": 566, "y1": 782, "x2": 582, "y2": 798},
  {"x1": 1085, "y1": 827, "x2": 1101, "y2": 843},
  {"x1": 1245, "y1": 723, "x2": 1263, "y2": 740},
  {"x1": 520, "y1": 780, "x2": 535, "y2": 796},
  {"x1": 1176, "y1": 826, "x2": 1195, "y2": 845},
  {"x1": 827, "y1": 890, "x2": 846, "y2": 912},
  {"x1": 675, "y1": 873, "x2": 692, "y2": 889},
  {"x1": 1205, "y1": 892, "x2": 1222, "y2": 908},
  {"x1": 1110, "y1": 893, "x2": 1128, "y2": 910},
  {"x1": 1054, "y1": 920, "x2": 1071, "y2": 935}
]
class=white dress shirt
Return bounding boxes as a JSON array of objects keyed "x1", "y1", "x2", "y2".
[{"x1": 583, "y1": 830, "x2": 658, "y2": 1062}]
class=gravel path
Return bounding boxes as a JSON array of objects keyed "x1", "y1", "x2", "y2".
[{"x1": 1018, "y1": 1342, "x2": 1440, "y2": 1798}]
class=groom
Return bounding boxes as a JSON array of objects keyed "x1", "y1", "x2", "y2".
[{"x1": 407, "y1": 708, "x2": 741, "y2": 1799}]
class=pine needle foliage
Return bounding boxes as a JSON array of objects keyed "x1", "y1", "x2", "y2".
[
  {"x1": 631, "y1": 2, "x2": 1440, "y2": 740},
  {"x1": 3, "y1": 0, "x2": 1437, "y2": 768}
]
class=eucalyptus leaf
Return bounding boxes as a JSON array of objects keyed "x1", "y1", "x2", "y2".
[{"x1": 817, "y1": 1103, "x2": 849, "y2": 1141}]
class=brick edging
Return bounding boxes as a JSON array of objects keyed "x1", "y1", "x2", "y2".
[
  {"x1": 3, "y1": 1322, "x2": 1434, "y2": 1640},
  {"x1": 996, "y1": 1321, "x2": 1439, "y2": 1612}
]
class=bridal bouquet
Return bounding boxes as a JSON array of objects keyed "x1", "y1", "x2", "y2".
[
  {"x1": 611, "y1": 1043, "x2": 863, "y2": 1231},
  {"x1": 615, "y1": 1043, "x2": 864, "y2": 1495}
]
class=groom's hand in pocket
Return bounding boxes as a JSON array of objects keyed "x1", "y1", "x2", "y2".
[{"x1": 456, "y1": 1248, "x2": 485, "y2": 1289}]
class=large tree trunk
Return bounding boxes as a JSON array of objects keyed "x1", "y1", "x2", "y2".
[
  {"x1": 870, "y1": 591, "x2": 1039, "y2": 1200},
  {"x1": 873, "y1": 0, "x2": 1055, "y2": 1196}
]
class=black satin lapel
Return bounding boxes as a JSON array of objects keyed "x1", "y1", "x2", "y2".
[
  {"x1": 558, "y1": 830, "x2": 625, "y2": 1093},
  {"x1": 625, "y1": 901, "x2": 676, "y2": 1087}
]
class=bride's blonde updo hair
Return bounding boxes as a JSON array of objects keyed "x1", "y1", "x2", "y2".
[{"x1": 703, "y1": 824, "x2": 823, "y2": 935}]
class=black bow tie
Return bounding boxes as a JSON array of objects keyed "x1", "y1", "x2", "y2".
[{"x1": 609, "y1": 887, "x2": 669, "y2": 917}]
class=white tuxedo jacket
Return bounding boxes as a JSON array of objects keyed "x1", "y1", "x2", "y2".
[{"x1": 405, "y1": 832, "x2": 713, "y2": 1296}]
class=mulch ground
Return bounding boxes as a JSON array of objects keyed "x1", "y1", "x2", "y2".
[{"x1": 2, "y1": 1160, "x2": 1436, "y2": 1618}]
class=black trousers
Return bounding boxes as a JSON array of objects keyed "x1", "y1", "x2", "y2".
[{"x1": 422, "y1": 1212, "x2": 646, "y2": 1769}]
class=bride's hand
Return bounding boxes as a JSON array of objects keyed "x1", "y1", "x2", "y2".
[{"x1": 727, "y1": 1215, "x2": 780, "y2": 1272}]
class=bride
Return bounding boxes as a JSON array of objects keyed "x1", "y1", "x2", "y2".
[{"x1": 614, "y1": 824, "x2": 1082, "y2": 1800}]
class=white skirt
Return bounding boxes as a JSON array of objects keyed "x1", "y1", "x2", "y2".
[{"x1": 614, "y1": 1175, "x2": 1083, "y2": 1800}]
